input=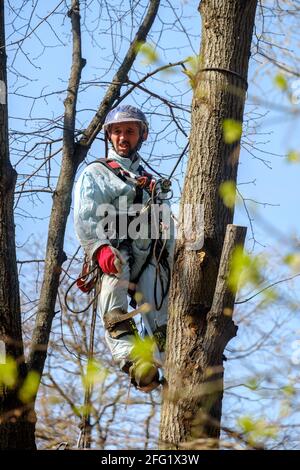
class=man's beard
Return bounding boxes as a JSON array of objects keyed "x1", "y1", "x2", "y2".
[{"x1": 116, "y1": 142, "x2": 135, "y2": 158}]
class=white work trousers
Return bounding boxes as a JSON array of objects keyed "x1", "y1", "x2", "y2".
[{"x1": 98, "y1": 242, "x2": 171, "y2": 369}]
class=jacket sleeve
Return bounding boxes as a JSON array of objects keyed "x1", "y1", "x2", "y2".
[{"x1": 74, "y1": 168, "x2": 115, "y2": 261}]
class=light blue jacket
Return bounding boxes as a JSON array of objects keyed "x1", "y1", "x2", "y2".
[{"x1": 74, "y1": 149, "x2": 173, "y2": 270}]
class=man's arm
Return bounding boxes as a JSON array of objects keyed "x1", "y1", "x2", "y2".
[{"x1": 74, "y1": 167, "x2": 115, "y2": 261}]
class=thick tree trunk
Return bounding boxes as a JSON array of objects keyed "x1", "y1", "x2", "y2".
[
  {"x1": 160, "y1": 0, "x2": 257, "y2": 449},
  {"x1": 0, "y1": 3, "x2": 36, "y2": 449}
]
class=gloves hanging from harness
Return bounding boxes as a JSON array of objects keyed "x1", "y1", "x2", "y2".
[{"x1": 96, "y1": 245, "x2": 125, "y2": 275}]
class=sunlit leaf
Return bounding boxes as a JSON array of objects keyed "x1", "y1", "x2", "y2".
[
  {"x1": 245, "y1": 377, "x2": 259, "y2": 391},
  {"x1": 129, "y1": 335, "x2": 158, "y2": 382},
  {"x1": 182, "y1": 69, "x2": 197, "y2": 89},
  {"x1": 136, "y1": 42, "x2": 158, "y2": 65},
  {"x1": 139, "y1": 302, "x2": 152, "y2": 313},
  {"x1": 219, "y1": 181, "x2": 236, "y2": 208},
  {"x1": 0, "y1": 356, "x2": 18, "y2": 388},
  {"x1": 130, "y1": 336, "x2": 156, "y2": 365},
  {"x1": 222, "y1": 119, "x2": 242, "y2": 144},
  {"x1": 228, "y1": 245, "x2": 264, "y2": 293},
  {"x1": 182, "y1": 54, "x2": 203, "y2": 89},
  {"x1": 18, "y1": 371, "x2": 40, "y2": 403},
  {"x1": 274, "y1": 74, "x2": 288, "y2": 91},
  {"x1": 76, "y1": 403, "x2": 92, "y2": 417},
  {"x1": 282, "y1": 384, "x2": 296, "y2": 396},
  {"x1": 238, "y1": 415, "x2": 278, "y2": 445},
  {"x1": 287, "y1": 151, "x2": 300, "y2": 163},
  {"x1": 238, "y1": 415, "x2": 256, "y2": 433},
  {"x1": 82, "y1": 359, "x2": 108, "y2": 389},
  {"x1": 284, "y1": 253, "x2": 300, "y2": 272}
]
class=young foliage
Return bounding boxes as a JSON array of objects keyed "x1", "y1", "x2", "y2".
[{"x1": 222, "y1": 119, "x2": 242, "y2": 144}]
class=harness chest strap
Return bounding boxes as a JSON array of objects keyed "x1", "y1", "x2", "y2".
[
  {"x1": 97, "y1": 158, "x2": 155, "y2": 196},
  {"x1": 77, "y1": 158, "x2": 170, "y2": 309},
  {"x1": 97, "y1": 159, "x2": 170, "y2": 310}
]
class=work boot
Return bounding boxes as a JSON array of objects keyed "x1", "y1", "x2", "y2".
[{"x1": 122, "y1": 359, "x2": 160, "y2": 393}]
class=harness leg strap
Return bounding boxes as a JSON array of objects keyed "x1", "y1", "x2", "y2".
[{"x1": 104, "y1": 307, "x2": 137, "y2": 339}]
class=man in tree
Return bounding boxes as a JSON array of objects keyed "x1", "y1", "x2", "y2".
[{"x1": 74, "y1": 105, "x2": 174, "y2": 393}]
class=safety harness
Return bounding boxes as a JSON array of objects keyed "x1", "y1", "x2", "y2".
[
  {"x1": 72, "y1": 157, "x2": 172, "y2": 311},
  {"x1": 100, "y1": 158, "x2": 171, "y2": 309}
]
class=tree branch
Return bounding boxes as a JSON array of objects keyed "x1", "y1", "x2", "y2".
[{"x1": 28, "y1": 0, "x2": 84, "y2": 375}]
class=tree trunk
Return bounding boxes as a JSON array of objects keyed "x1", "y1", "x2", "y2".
[
  {"x1": 160, "y1": 0, "x2": 257, "y2": 449},
  {"x1": 0, "y1": 2, "x2": 36, "y2": 449}
]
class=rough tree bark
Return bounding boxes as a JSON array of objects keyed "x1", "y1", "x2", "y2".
[
  {"x1": 0, "y1": 0, "x2": 160, "y2": 449},
  {"x1": 0, "y1": 2, "x2": 36, "y2": 450},
  {"x1": 160, "y1": 0, "x2": 257, "y2": 449}
]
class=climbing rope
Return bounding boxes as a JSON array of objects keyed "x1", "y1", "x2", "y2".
[{"x1": 64, "y1": 264, "x2": 100, "y2": 314}]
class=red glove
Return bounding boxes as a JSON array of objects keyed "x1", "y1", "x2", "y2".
[{"x1": 96, "y1": 245, "x2": 124, "y2": 275}]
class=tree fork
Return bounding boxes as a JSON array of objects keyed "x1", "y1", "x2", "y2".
[{"x1": 0, "y1": 1, "x2": 36, "y2": 450}]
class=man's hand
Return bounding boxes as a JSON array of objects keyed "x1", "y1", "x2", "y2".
[{"x1": 96, "y1": 245, "x2": 125, "y2": 275}]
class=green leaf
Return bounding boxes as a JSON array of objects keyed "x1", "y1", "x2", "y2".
[
  {"x1": 274, "y1": 74, "x2": 288, "y2": 91},
  {"x1": 0, "y1": 356, "x2": 18, "y2": 388},
  {"x1": 245, "y1": 377, "x2": 259, "y2": 391},
  {"x1": 18, "y1": 371, "x2": 40, "y2": 403},
  {"x1": 82, "y1": 359, "x2": 108, "y2": 389},
  {"x1": 130, "y1": 336, "x2": 156, "y2": 365},
  {"x1": 136, "y1": 42, "x2": 158, "y2": 65},
  {"x1": 182, "y1": 69, "x2": 197, "y2": 89},
  {"x1": 284, "y1": 253, "x2": 300, "y2": 272},
  {"x1": 282, "y1": 384, "x2": 296, "y2": 396},
  {"x1": 219, "y1": 181, "x2": 236, "y2": 208},
  {"x1": 238, "y1": 415, "x2": 256, "y2": 433},
  {"x1": 76, "y1": 403, "x2": 92, "y2": 417},
  {"x1": 222, "y1": 119, "x2": 242, "y2": 144},
  {"x1": 182, "y1": 55, "x2": 203, "y2": 89},
  {"x1": 287, "y1": 151, "x2": 300, "y2": 163},
  {"x1": 261, "y1": 287, "x2": 278, "y2": 305},
  {"x1": 238, "y1": 416, "x2": 278, "y2": 445}
]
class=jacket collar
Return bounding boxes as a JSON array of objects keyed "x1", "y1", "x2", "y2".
[{"x1": 108, "y1": 148, "x2": 141, "y2": 173}]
